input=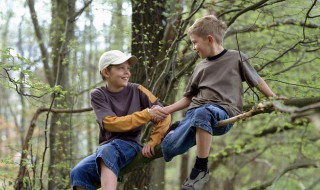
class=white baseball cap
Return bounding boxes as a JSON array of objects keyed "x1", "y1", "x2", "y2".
[{"x1": 98, "y1": 50, "x2": 138, "y2": 72}]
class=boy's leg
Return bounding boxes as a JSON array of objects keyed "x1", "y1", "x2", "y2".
[
  {"x1": 95, "y1": 139, "x2": 141, "y2": 184},
  {"x1": 70, "y1": 154, "x2": 100, "y2": 190},
  {"x1": 182, "y1": 104, "x2": 232, "y2": 190},
  {"x1": 98, "y1": 158, "x2": 117, "y2": 190},
  {"x1": 196, "y1": 128, "x2": 212, "y2": 158},
  {"x1": 162, "y1": 110, "x2": 197, "y2": 162}
]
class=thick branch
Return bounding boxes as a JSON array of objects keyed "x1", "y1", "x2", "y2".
[
  {"x1": 27, "y1": 0, "x2": 52, "y2": 86},
  {"x1": 120, "y1": 98, "x2": 320, "y2": 176}
]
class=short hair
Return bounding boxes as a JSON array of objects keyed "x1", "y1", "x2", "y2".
[
  {"x1": 100, "y1": 66, "x2": 113, "y2": 81},
  {"x1": 187, "y1": 15, "x2": 228, "y2": 45}
]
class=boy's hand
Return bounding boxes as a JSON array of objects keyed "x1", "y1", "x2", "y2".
[
  {"x1": 142, "y1": 144, "x2": 155, "y2": 158},
  {"x1": 148, "y1": 105, "x2": 169, "y2": 122}
]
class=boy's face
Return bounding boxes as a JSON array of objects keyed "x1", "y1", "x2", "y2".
[
  {"x1": 103, "y1": 62, "x2": 131, "y2": 92},
  {"x1": 190, "y1": 34, "x2": 211, "y2": 59}
]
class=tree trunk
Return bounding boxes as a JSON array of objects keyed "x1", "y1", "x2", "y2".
[
  {"x1": 149, "y1": 159, "x2": 166, "y2": 190},
  {"x1": 47, "y1": 0, "x2": 76, "y2": 189},
  {"x1": 126, "y1": 0, "x2": 167, "y2": 189},
  {"x1": 123, "y1": 164, "x2": 153, "y2": 190},
  {"x1": 179, "y1": 154, "x2": 189, "y2": 186}
]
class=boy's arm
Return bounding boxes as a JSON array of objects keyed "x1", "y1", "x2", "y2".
[
  {"x1": 102, "y1": 106, "x2": 168, "y2": 132},
  {"x1": 147, "y1": 114, "x2": 172, "y2": 147},
  {"x1": 164, "y1": 96, "x2": 192, "y2": 114},
  {"x1": 256, "y1": 78, "x2": 277, "y2": 98},
  {"x1": 102, "y1": 109, "x2": 152, "y2": 132}
]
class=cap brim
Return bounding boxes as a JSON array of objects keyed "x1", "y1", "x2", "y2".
[
  {"x1": 110, "y1": 55, "x2": 138, "y2": 66},
  {"x1": 127, "y1": 56, "x2": 138, "y2": 65}
]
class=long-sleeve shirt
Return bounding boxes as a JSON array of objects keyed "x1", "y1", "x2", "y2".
[{"x1": 90, "y1": 83, "x2": 171, "y2": 147}]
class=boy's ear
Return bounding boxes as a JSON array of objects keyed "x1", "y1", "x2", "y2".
[
  {"x1": 101, "y1": 68, "x2": 110, "y2": 78},
  {"x1": 207, "y1": 35, "x2": 215, "y2": 43}
]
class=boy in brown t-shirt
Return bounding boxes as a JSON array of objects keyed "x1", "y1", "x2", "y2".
[
  {"x1": 70, "y1": 50, "x2": 171, "y2": 190},
  {"x1": 161, "y1": 15, "x2": 281, "y2": 190}
]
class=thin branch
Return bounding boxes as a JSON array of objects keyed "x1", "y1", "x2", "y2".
[
  {"x1": 271, "y1": 48, "x2": 306, "y2": 76},
  {"x1": 264, "y1": 79, "x2": 320, "y2": 90},
  {"x1": 39, "y1": 93, "x2": 56, "y2": 190},
  {"x1": 163, "y1": 52, "x2": 198, "y2": 102},
  {"x1": 257, "y1": 42, "x2": 300, "y2": 72},
  {"x1": 151, "y1": 0, "x2": 205, "y2": 93},
  {"x1": 4, "y1": 68, "x2": 47, "y2": 98},
  {"x1": 71, "y1": 0, "x2": 93, "y2": 22},
  {"x1": 219, "y1": 0, "x2": 285, "y2": 19},
  {"x1": 225, "y1": 18, "x2": 320, "y2": 38},
  {"x1": 249, "y1": 160, "x2": 318, "y2": 190},
  {"x1": 227, "y1": 0, "x2": 270, "y2": 26},
  {"x1": 15, "y1": 106, "x2": 92, "y2": 189},
  {"x1": 303, "y1": 0, "x2": 318, "y2": 40}
]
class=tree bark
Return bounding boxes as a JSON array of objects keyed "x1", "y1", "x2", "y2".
[{"x1": 47, "y1": 0, "x2": 76, "y2": 189}]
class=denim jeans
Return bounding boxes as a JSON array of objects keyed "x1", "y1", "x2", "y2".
[
  {"x1": 161, "y1": 104, "x2": 233, "y2": 162},
  {"x1": 70, "y1": 139, "x2": 141, "y2": 190}
]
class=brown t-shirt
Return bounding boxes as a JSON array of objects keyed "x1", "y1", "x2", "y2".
[
  {"x1": 90, "y1": 83, "x2": 171, "y2": 146},
  {"x1": 184, "y1": 49, "x2": 260, "y2": 117}
]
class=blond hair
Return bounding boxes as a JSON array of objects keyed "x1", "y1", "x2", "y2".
[{"x1": 187, "y1": 15, "x2": 228, "y2": 45}]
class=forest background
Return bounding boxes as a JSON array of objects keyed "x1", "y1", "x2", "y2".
[{"x1": 0, "y1": 0, "x2": 319, "y2": 190}]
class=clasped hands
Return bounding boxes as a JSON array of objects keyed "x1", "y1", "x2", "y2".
[
  {"x1": 142, "y1": 105, "x2": 169, "y2": 158},
  {"x1": 147, "y1": 105, "x2": 169, "y2": 123}
]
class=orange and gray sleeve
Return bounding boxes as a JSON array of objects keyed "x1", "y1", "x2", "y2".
[
  {"x1": 147, "y1": 114, "x2": 171, "y2": 147},
  {"x1": 137, "y1": 85, "x2": 172, "y2": 146},
  {"x1": 102, "y1": 109, "x2": 152, "y2": 132},
  {"x1": 102, "y1": 85, "x2": 157, "y2": 132}
]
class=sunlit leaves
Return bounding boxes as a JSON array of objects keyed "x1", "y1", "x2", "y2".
[{"x1": 0, "y1": 48, "x2": 66, "y2": 99}]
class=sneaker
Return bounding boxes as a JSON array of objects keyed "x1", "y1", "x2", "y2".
[{"x1": 181, "y1": 168, "x2": 209, "y2": 190}]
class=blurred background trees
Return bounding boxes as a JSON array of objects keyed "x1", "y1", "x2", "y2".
[{"x1": 0, "y1": 0, "x2": 319, "y2": 189}]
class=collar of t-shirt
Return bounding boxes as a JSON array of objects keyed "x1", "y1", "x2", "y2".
[{"x1": 207, "y1": 49, "x2": 228, "y2": 61}]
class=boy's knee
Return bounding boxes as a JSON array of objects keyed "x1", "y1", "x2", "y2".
[
  {"x1": 70, "y1": 166, "x2": 78, "y2": 179},
  {"x1": 193, "y1": 107, "x2": 213, "y2": 122},
  {"x1": 70, "y1": 164, "x2": 85, "y2": 179}
]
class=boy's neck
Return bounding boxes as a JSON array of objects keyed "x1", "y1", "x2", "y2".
[{"x1": 209, "y1": 44, "x2": 224, "y2": 57}]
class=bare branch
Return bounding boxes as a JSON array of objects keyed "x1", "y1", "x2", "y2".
[
  {"x1": 15, "y1": 106, "x2": 92, "y2": 189},
  {"x1": 71, "y1": 0, "x2": 93, "y2": 22},
  {"x1": 302, "y1": 0, "x2": 318, "y2": 41},
  {"x1": 225, "y1": 18, "x2": 320, "y2": 38},
  {"x1": 151, "y1": 0, "x2": 205, "y2": 93},
  {"x1": 249, "y1": 160, "x2": 318, "y2": 190},
  {"x1": 227, "y1": 0, "x2": 270, "y2": 26},
  {"x1": 264, "y1": 79, "x2": 320, "y2": 90},
  {"x1": 257, "y1": 42, "x2": 300, "y2": 72},
  {"x1": 4, "y1": 68, "x2": 47, "y2": 98}
]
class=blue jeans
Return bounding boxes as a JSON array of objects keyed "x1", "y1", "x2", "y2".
[
  {"x1": 161, "y1": 104, "x2": 233, "y2": 162},
  {"x1": 70, "y1": 139, "x2": 141, "y2": 190}
]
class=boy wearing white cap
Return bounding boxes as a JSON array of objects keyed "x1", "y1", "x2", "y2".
[{"x1": 70, "y1": 50, "x2": 171, "y2": 190}]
